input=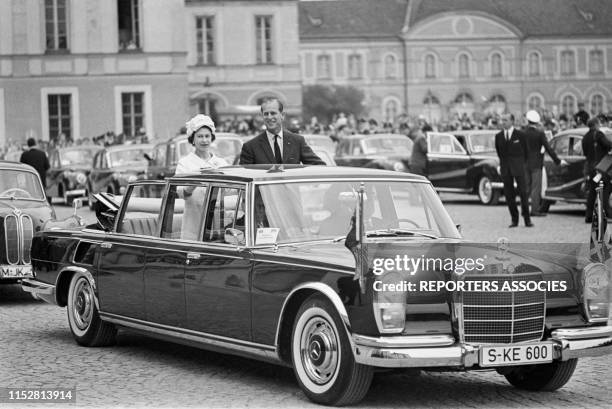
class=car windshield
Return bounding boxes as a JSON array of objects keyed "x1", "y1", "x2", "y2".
[
  {"x1": 61, "y1": 148, "x2": 97, "y2": 166},
  {"x1": 468, "y1": 133, "x2": 496, "y2": 153},
  {"x1": 0, "y1": 170, "x2": 45, "y2": 200},
  {"x1": 254, "y1": 180, "x2": 460, "y2": 245},
  {"x1": 362, "y1": 136, "x2": 413, "y2": 155},
  {"x1": 109, "y1": 148, "x2": 149, "y2": 167}
]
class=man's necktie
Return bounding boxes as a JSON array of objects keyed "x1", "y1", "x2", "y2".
[
  {"x1": 274, "y1": 135, "x2": 283, "y2": 164},
  {"x1": 505, "y1": 130, "x2": 510, "y2": 141}
]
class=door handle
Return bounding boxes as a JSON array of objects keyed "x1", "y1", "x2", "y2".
[
  {"x1": 101, "y1": 242, "x2": 112, "y2": 249},
  {"x1": 186, "y1": 252, "x2": 201, "y2": 265}
]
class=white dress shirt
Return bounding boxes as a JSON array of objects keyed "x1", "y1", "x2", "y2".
[{"x1": 266, "y1": 129, "x2": 283, "y2": 158}]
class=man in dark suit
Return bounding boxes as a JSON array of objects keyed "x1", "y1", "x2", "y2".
[
  {"x1": 583, "y1": 117, "x2": 612, "y2": 222},
  {"x1": 523, "y1": 110, "x2": 566, "y2": 216},
  {"x1": 20, "y1": 137, "x2": 50, "y2": 188},
  {"x1": 240, "y1": 98, "x2": 324, "y2": 165},
  {"x1": 495, "y1": 113, "x2": 532, "y2": 227}
]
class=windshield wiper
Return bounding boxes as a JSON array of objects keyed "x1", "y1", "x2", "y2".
[{"x1": 366, "y1": 228, "x2": 438, "y2": 239}]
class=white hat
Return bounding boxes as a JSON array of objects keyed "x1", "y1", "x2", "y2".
[
  {"x1": 526, "y1": 110, "x2": 541, "y2": 124},
  {"x1": 185, "y1": 114, "x2": 216, "y2": 137}
]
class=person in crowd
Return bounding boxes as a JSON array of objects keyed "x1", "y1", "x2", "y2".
[
  {"x1": 574, "y1": 102, "x2": 590, "y2": 127},
  {"x1": 407, "y1": 127, "x2": 428, "y2": 176},
  {"x1": 239, "y1": 98, "x2": 324, "y2": 165},
  {"x1": 582, "y1": 117, "x2": 612, "y2": 223},
  {"x1": 495, "y1": 113, "x2": 532, "y2": 227},
  {"x1": 523, "y1": 110, "x2": 566, "y2": 216},
  {"x1": 20, "y1": 137, "x2": 50, "y2": 188}
]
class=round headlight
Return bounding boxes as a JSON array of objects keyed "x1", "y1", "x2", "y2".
[
  {"x1": 76, "y1": 173, "x2": 86, "y2": 184},
  {"x1": 393, "y1": 162, "x2": 406, "y2": 172}
]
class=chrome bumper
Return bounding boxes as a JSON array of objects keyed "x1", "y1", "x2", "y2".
[
  {"x1": 491, "y1": 182, "x2": 504, "y2": 189},
  {"x1": 352, "y1": 326, "x2": 612, "y2": 368},
  {"x1": 66, "y1": 188, "x2": 86, "y2": 197},
  {"x1": 21, "y1": 278, "x2": 56, "y2": 304}
]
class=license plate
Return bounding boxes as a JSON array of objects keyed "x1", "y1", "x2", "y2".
[
  {"x1": 480, "y1": 343, "x2": 553, "y2": 367},
  {"x1": 1, "y1": 265, "x2": 33, "y2": 278}
]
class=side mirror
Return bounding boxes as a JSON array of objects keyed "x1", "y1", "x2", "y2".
[{"x1": 224, "y1": 228, "x2": 245, "y2": 246}]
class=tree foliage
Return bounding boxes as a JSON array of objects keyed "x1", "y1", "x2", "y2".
[{"x1": 303, "y1": 85, "x2": 366, "y2": 122}]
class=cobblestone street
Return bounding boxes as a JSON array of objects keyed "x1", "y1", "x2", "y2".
[{"x1": 1, "y1": 199, "x2": 611, "y2": 408}]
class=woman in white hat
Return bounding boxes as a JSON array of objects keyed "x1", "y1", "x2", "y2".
[{"x1": 176, "y1": 114, "x2": 228, "y2": 174}]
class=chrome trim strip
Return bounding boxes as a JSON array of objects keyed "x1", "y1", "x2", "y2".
[
  {"x1": 4, "y1": 215, "x2": 17, "y2": 265},
  {"x1": 554, "y1": 336, "x2": 612, "y2": 361},
  {"x1": 552, "y1": 326, "x2": 612, "y2": 340},
  {"x1": 253, "y1": 177, "x2": 430, "y2": 186},
  {"x1": 435, "y1": 187, "x2": 472, "y2": 193},
  {"x1": 21, "y1": 278, "x2": 56, "y2": 305},
  {"x1": 251, "y1": 256, "x2": 351, "y2": 275},
  {"x1": 354, "y1": 344, "x2": 467, "y2": 368},
  {"x1": 490, "y1": 182, "x2": 504, "y2": 189},
  {"x1": 275, "y1": 282, "x2": 355, "y2": 359},
  {"x1": 464, "y1": 316, "x2": 544, "y2": 322},
  {"x1": 353, "y1": 334, "x2": 455, "y2": 348},
  {"x1": 546, "y1": 178, "x2": 583, "y2": 192},
  {"x1": 101, "y1": 312, "x2": 280, "y2": 363},
  {"x1": 20, "y1": 214, "x2": 33, "y2": 264}
]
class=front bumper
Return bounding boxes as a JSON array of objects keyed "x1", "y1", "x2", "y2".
[
  {"x1": 21, "y1": 278, "x2": 56, "y2": 304},
  {"x1": 352, "y1": 326, "x2": 612, "y2": 368}
]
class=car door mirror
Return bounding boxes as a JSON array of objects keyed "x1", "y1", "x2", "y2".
[{"x1": 225, "y1": 228, "x2": 245, "y2": 246}]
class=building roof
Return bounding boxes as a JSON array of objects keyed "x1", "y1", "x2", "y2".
[
  {"x1": 300, "y1": 0, "x2": 612, "y2": 40},
  {"x1": 407, "y1": 0, "x2": 612, "y2": 38},
  {"x1": 299, "y1": 0, "x2": 409, "y2": 39}
]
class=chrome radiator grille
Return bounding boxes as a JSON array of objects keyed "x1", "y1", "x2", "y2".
[
  {"x1": 460, "y1": 272, "x2": 546, "y2": 344},
  {"x1": 4, "y1": 214, "x2": 34, "y2": 265}
]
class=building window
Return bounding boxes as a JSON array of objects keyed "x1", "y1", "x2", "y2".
[
  {"x1": 48, "y1": 94, "x2": 71, "y2": 142},
  {"x1": 45, "y1": 0, "x2": 68, "y2": 51},
  {"x1": 425, "y1": 54, "x2": 436, "y2": 78},
  {"x1": 121, "y1": 92, "x2": 144, "y2": 137},
  {"x1": 118, "y1": 0, "x2": 140, "y2": 50},
  {"x1": 197, "y1": 97, "x2": 218, "y2": 124},
  {"x1": 590, "y1": 50, "x2": 604, "y2": 74},
  {"x1": 384, "y1": 54, "x2": 397, "y2": 79},
  {"x1": 348, "y1": 54, "x2": 362, "y2": 79},
  {"x1": 317, "y1": 55, "x2": 331, "y2": 79},
  {"x1": 527, "y1": 95, "x2": 543, "y2": 110},
  {"x1": 384, "y1": 99, "x2": 398, "y2": 122},
  {"x1": 528, "y1": 52, "x2": 540, "y2": 76},
  {"x1": 591, "y1": 94, "x2": 604, "y2": 115},
  {"x1": 491, "y1": 53, "x2": 502, "y2": 77},
  {"x1": 560, "y1": 50, "x2": 575, "y2": 76},
  {"x1": 196, "y1": 16, "x2": 215, "y2": 65},
  {"x1": 255, "y1": 16, "x2": 273, "y2": 64},
  {"x1": 561, "y1": 94, "x2": 576, "y2": 117},
  {"x1": 458, "y1": 54, "x2": 470, "y2": 78}
]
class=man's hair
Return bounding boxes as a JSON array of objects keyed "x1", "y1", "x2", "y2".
[
  {"x1": 260, "y1": 97, "x2": 284, "y2": 113},
  {"x1": 26, "y1": 137, "x2": 36, "y2": 147},
  {"x1": 587, "y1": 117, "x2": 600, "y2": 128}
]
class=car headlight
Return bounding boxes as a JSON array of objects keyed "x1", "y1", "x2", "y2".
[
  {"x1": 76, "y1": 172, "x2": 86, "y2": 185},
  {"x1": 373, "y1": 271, "x2": 406, "y2": 333},
  {"x1": 393, "y1": 162, "x2": 406, "y2": 172},
  {"x1": 582, "y1": 262, "x2": 610, "y2": 322}
]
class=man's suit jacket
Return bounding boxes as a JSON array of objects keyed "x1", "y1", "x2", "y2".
[
  {"x1": 523, "y1": 126, "x2": 560, "y2": 170},
  {"x1": 582, "y1": 129, "x2": 612, "y2": 174},
  {"x1": 239, "y1": 130, "x2": 325, "y2": 165},
  {"x1": 495, "y1": 128, "x2": 528, "y2": 177},
  {"x1": 20, "y1": 148, "x2": 50, "y2": 187}
]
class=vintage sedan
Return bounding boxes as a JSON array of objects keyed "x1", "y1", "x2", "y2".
[
  {"x1": 22, "y1": 166, "x2": 612, "y2": 405},
  {"x1": 46, "y1": 145, "x2": 103, "y2": 205},
  {"x1": 334, "y1": 133, "x2": 413, "y2": 172},
  {"x1": 0, "y1": 161, "x2": 55, "y2": 284},
  {"x1": 542, "y1": 127, "x2": 612, "y2": 211},
  {"x1": 87, "y1": 144, "x2": 152, "y2": 208},
  {"x1": 430, "y1": 130, "x2": 503, "y2": 205}
]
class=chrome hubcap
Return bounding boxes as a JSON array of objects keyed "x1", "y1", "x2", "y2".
[
  {"x1": 300, "y1": 317, "x2": 339, "y2": 385},
  {"x1": 72, "y1": 278, "x2": 93, "y2": 330},
  {"x1": 479, "y1": 177, "x2": 492, "y2": 202}
]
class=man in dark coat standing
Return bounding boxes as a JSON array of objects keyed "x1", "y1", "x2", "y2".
[
  {"x1": 20, "y1": 137, "x2": 50, "y2": 188},
  {"x1": 240, "y1": 98, "x2": 324, "y2": 165},
  {"x1": 407, "y1": 127, "x2": 427, "y2": 176},
  {"x1": 582, "y1": 117, "x2": 612, "y2": 222},
  {"x1": 523, "y1": 110, "x2": 566, "y2": 216},
  {"x1": 495, "y1": 113, "x2": 532, "y2": 227}
]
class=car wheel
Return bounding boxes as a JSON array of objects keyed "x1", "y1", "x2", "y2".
[
  {"x1": 291, "y1": 294, "x2": 373, "y2": 406},
  {"x1": 477, "y1": 176, "x2": 500, "y2": 205},
  {"x1": 503, "y1": 359, "x2": 578, "y2": 391},
  {"x1": 67, "y1": 272, "x2": 116, "y2": 347}
]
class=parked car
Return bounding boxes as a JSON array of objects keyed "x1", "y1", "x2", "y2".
[
  {"x1": 334, "y1": 133, "x2": 413, "y2": 171},
  {"x1": 542, "y1": 127, "x2": 612, "y2": 211},
  {"x1": 46, "y1": 145, "x2": 103, "y2": 205},
  {"x1": 23, "y1": 166, "x2": 612, "y2": 405},
  {"x1": 448, "y1": 130, "x2": 504, "y2": 205},
  {"x1": 303, "y1": 134, "x2": 336, "y2": 161},
  {"x1": 0, "y1": 161, "x2": 55, "y2": 284},
  {"x1": 3, "y1": 150, "x2": 24, "y2": 162},
  {"x1": 87, "y1": 144, "x2": 153, "y2": 208}
]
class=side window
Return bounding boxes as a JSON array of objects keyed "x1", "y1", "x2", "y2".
[
  {"x1": 117, "y1": 184, "x2": 165, "y2": 236},
  {"x1": 353, "y1": 141, "x2": 364, "y2": 155},
  {"x1": 203, "y1": 186, "x2": 244, "y2": 243},
  {"x1": 336, "y1": 140, "x2": 348, "y2": 156},
  {"x1": 451, "y1": 137, "x2": 466, "y2": 154},
  {"x1": 152, "y1": 145, "x2": 166, "y2": 167},
  {"x1": 161, "y1": 183, "x2": 208, "y2": 241},
  {"x1": 552, "y1": 136, "x2": 570, "y2": 156},
  {"x1": 570, "y1": 137, "x2": 583, "y2": 156},
  {"x1": 430, "y1": 134, "x2": 454, "y2": 154}
]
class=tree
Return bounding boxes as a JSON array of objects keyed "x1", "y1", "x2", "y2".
[{"x1": 303, "y1": 85, "x2": 366, "y2": 123}]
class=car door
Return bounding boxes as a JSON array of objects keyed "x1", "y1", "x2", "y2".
[
  {"x1": 544, "y1": 134, "x2": 584, "y2": 201},
  {"x1": 427, "y1": 132, "x2": 471, "y2": 189},
  {"x1": 96, "y1": 182, "x2": 165, "y2": 320}
]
